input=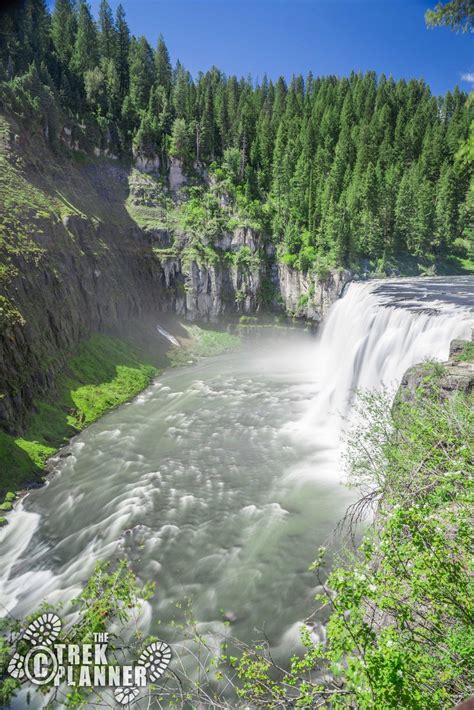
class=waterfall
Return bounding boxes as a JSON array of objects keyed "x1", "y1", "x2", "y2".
[
  {"x1": 287, "y1": 278, "x2": 473, "y2": 455},
  {"x1": 156, "y1": 324, "x2": 180, "y2": 346},
  {"x1": 0, "y1": 276, "x2": 472, "y2": 664}
]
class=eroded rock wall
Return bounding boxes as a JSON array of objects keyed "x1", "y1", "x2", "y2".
[
  {"x1": 0, "y1": 115, "x2": 350, "y2": 434},
  {"x1": 398, "y1": 337, "x2": 474, "y2": 404},
  {"x1": 276, "y1": 264, "x2": 352, "y2": 323},
  {"x1": 0, "y1": 214, "x2": 165, "y2": 433}
]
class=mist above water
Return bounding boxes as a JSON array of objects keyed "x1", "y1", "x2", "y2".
[{"x1": 0, "y1": 277, "x2": 472, "y2": 705}]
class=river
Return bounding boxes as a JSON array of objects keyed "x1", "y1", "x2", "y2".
[{"x1": 0, "y1": 276, "x2": 473, "y2": 706}]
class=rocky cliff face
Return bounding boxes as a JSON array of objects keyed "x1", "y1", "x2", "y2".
[
  {"x1": 0, "y1": 114, "x2": 349, "y2": 434},
  {"x1": 275, "y1": 264, "x2": 352, "y2": 324},
  {"x1": 160, "y1": 255, "x2": 262, "y2": 322},
  {"x1": 0, "y1": 212, "x2": 166, "y2": 434},
  {"x1": 398, "y1": 337, "x2": 474, "y2": 405}
]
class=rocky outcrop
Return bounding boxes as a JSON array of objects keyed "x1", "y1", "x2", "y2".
[
  {"x1": 185, "y1": 259, "x2": 261, "y2": 321},
  {"x1": 168, "y1": 158, "x2": 188, "y2": 195},
  {"x1": 133, "y1": 152, "x2": 161, "y2": 174},
  {"x1": 214, "y1": 226, "x2": 258, "y2": 253},
  {"x1": 0, "y1": 115, "x2": 350, "y2": 435},
  {"x1": 276, "y1": 264, "x2": 352, "y2": 324},
  {"x1": 126, "y1": 153, "x2": 350, "y2": 325},
  {"x1": 398, "y1": 337, "x2": 474, "y2": 405},
  {"x1": 160, "y1": 254, "x2": 262, "y2": 323}
]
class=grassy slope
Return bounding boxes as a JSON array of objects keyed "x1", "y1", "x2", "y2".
[
  {"x1": 0, "y1": 112, "x2": 243, "y2": 519},
  {"x1": 0, "y1": 335, "x2": 157, "y2": 510},
  {"x1": 167, "y1": 324, "x2": 240, "y2": 366},
  {"x1": 0, "y1": 326, "x2": 240, "y2": 519}
]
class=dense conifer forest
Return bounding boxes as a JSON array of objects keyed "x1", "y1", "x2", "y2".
[
  {"x1": 1, "y1": 0, "x2": 472, "y2": 274},
  {"x1": 0, "y1": 3, "x2": 473, "y2": 709},
  {"x1": 0, "y1": 0, "x2": 472, "y2": 270}
]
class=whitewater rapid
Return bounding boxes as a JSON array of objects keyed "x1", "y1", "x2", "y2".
[
  {"x1": 288, "y1": 277, "x2": 473, "y2": 453},
  {"x1": 0, "y1": 277, "x2": 472, "y2": 706}
]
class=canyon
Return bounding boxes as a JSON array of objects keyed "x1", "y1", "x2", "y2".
[{"x1": 0, "y1": 112, "x2": 351, "y2": 437}]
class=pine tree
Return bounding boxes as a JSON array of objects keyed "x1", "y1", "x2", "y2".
[
  {"x1": 395, "y1": 169, "x2": 417, "y2": 253},
  {"x1": 115, "y1": 4, "x2": 130, "y2": 102},
  {"x1": 199, "y1": 82, "x2": 217, "y2": 162},
  {"x1": 24, "y1": 0, "x2": 51, "y2": 72},
  {"x1": 237, "y1": 88, "x2": 255, "y2": 181},
  {"x1": 155, "y1": 34, "x2": 172, "y2": 98},
  {"x1": 419, "y1": 125, "x2": 445, "y2": 181},
  {"x1": 254, "y1": 109, "x2": 273, "y2": 195},
  {"x1": 214, "y1": 80, "x2": 230, "y2": 151},
  {"x1": 170, "y1": 117, "x2": 192, "y2": 164},
  {"x1": 98, "y1": 0, "x2": 116, "y2": 62},
  {"x1": 103, "y1": 57, "x2": 121, "y2": 118},
  {"x1": 271, "y1": 120, "x2": 291, "y2": 237},
  {"x1": 59, "y1": 69, "x2": 73, "y2": 108},
  {"x1": 173, "y1": 61, "x2": 192, "y2": 120},
  {"x1": 71, "y1": 1, "x2": 99, "y2": 76},
  {"x1": 128, "y1": 36, "x2": 155, "y2": 112},
  {"x1": 412, "y1": 177, "x2": 435, "y2": 256},
  {"x1": 379, "y1": 164, "x2": 399, "y2": 255},
  {"x1": 329, "y1": 125, "x2": 354, "y2": 201},
  {"x1": 272, "y1": 77, "x2": 287, "y2": 129},
  {"x1": 435, "y1": 163, "x2": 459, "y2": 251},
  {"x1": 51, "y1": 0, "x2": 76, "y2": 66}
]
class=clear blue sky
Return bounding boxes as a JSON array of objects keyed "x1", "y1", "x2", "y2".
[{"x1": 83, "y1": 0, "x2": 472, "y2": 96}]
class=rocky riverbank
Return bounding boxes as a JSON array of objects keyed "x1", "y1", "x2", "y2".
[{"x1": 398, "y1": 336, "x2": 474, "y2": 403}]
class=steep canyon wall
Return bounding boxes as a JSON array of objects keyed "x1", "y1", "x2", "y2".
[{"x1": 0, "y1": 114, "x2": 349, "y2": 433}]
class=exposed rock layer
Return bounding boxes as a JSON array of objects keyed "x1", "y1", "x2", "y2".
[
  {"x1": 276, "y1": 264, "x2": 352, "y2": 323},
  {"x1": 0, "y1": 117, "x2": 349, "y2": 434},
  {"x1": 398, "y1": 337, "x2": 474, "y2": 404}
]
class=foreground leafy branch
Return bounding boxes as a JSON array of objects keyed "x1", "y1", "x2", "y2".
[
  {"x1": 212, "y1": 375, "x2": 473, "y2": 708},
  {"x1": 1, "y1": 371, "x2": 472, "y2": 709},
  {"x1": 0, "y1": 560, "x2": 156, "y2": 708}
]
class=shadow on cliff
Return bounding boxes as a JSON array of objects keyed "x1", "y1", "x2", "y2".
[
  {"x1": 0, "y1": 327, "x2": 180, "y2": 500},
  {"x1": 18, "y1": 130, "x2": 138, "y2": 231},
  {"x1": 0, "y1": 430, "x2": 44, "y2": 501}
]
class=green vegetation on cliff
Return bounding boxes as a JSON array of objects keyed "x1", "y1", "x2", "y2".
[
  {"x1": 1, "y1": 1, "x2": 472, "y2": 276},
  {"x1": 0, "y1": 334, "x2": 158, "y2": 502},
  {"x1": 167, "y1": 324, "x2": 240, "y2": 367}
]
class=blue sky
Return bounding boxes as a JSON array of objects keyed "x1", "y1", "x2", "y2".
[{"x1": 84, "y1": 0, "x2": 472, "y2": 95}]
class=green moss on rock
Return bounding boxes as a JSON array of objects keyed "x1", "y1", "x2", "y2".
[{"x1": 0, "y1": 334, "x2": 158, "y2": 503}]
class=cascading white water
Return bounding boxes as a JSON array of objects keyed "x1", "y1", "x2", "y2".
[
  {"x1": 156, "y1": 324, "x2": 180, "y2": 346},
  {"x1": 0, "y1": 277, "x2": 472, "y2": 709},
  {"x1": 287, "y1": 279, "x2": 473, "y2": 452}
]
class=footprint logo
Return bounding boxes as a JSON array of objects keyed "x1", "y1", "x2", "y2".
[
  {"x1": 7, "y1": 613, "x2": 172, "y2": 705},
  {"x1": 114, "y1": 641, "x2": 172, "y2": 705},
  {"x1": 7, "y1": 651, "x2": 26, "y2": 680},
  {"x1": 23, "y1": 612, "x2": 62, "y2": 646},
  {"x1": 114, "y1": 687, "x2": 140, "y2": 705},
  {"x1": 7, "y1": 613, "x2": 62, "y2": 680}
]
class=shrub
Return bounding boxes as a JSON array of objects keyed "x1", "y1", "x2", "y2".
[
  {"x1": 225, "y1": 381, "x2": 474, "y2": 709},
  {"x1": 298, "y1": 245, "x2": 318, "y2": 272},
  {"x1": 234, "y1": 245, "x2": 255, "y2": 268},
  {"x1": 0, "y1": 561, "x2": 155, "y2": 708}
]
